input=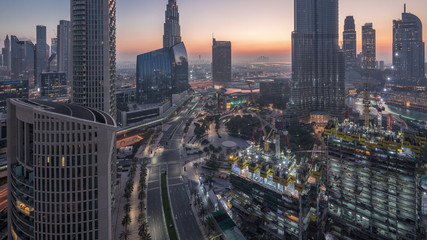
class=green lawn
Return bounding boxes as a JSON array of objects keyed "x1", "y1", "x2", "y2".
[{"x1": 161, "y1": 173, "x2": 179, "y2": 240}]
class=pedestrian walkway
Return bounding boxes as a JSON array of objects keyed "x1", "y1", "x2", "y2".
[{"x1": 127, "y1": 165, "x2": 142, "y2": 240}]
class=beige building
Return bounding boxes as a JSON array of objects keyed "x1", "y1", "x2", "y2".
[{"x1": 8, "y1": 99, "x2": 116, "y2": 240}]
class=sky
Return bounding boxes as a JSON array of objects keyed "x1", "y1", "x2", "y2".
[{"x1": 0, "y1": 0, "x2": 426, "y2": 64}]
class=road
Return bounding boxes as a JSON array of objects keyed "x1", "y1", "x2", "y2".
[{"x1": 147, "y1": 96, "x2": 204, "y2": 240}]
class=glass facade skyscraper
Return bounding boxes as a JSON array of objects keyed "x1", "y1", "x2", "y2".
[
  {"x1": 35, "y1": 25, "x2": 49, "y2": 87},
  {"x1": 163, "y1": 0, "x2": 182, "y2": 48},
  {"x1": 212, "y1": 38, "x2": 232, "y2": 87},
  {"x1": 362, "y1": 23, "x2": 376, "y2": 70},
  {"x1": 136, "y1": 42, "x2": 188, "y2": 104},
  {"x1": 393, "y1": 6, "x2": 425, "y2": 87},
  {"x1": 10, "y1": 36, "x2": 35, "y2": 80},
  {"x1": 57, "y1": 20, "x2": 71, "y2": 83},
  {"x1": 343, "y1": 16, "x2": 357, "y2": 70},
  {"x1": 289, "y1": 0, "x2": 345, "y2": 122},
  {"x1": 71, "y1": 0, "x2": 117, "y2": 119}
]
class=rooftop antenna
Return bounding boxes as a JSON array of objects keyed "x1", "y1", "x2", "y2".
[{"x1": 404, "y1": 4, "x2": 406, "y2": 13}]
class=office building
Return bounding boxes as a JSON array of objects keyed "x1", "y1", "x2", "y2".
[
  {"x1": 343, "y1": 16, "x2": 357, "y2": 69},
  {"x1": 136, "y1": 42, "x2": 188, "y2": 104},
  {"x1": 35, "y1": 25, "x2": 49, "y2": 87},
  {"x1": 289, "y1": 0, "x2": 345, "y2": 123},
  {"x1": 71, "y1": 0, "x2": 117, "y2": 118},
  {"x1": 324, "y1": 121, "x2": 426, "y2": 240},
  {"x1": 40, "y1": 72, "x2": 67, "y2": 99},
  {"x1": 50, "y1": 38, "x2": 58, "y2": 72},
  {"x1": 393, "y1": 5, "x2": 425, "y2": 87},
  {"x1": 2, "y1": 35, "x2": 10, "y2": 71},
  {"x1": 57, "y1": 20, "x2": 71, "y2": 83},
  {"x1": 212, "y1": 39, "x2": 232, "y2": 87},
  {"x1": 362, "y1": 23, "x2": 376, "y2": 70},
  {"x1": 163, "y1": 0, "x2": 181, "y2": 48},
  {"x1": 7, "y1": 99, "x2": 116, "y2": 240},
  {"x1": 10, "y1": 36, "x2": 35, "y2": 79},
  {"x1": 0, "y1": 79, "x2": 28, "y2": 111},
  {"x1": 259, "y1": 78, "x2": 291, "y2": 109}
]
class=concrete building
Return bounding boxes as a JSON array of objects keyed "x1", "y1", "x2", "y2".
[
  {"x1": 71, "y1": 0, "x2": 117, "y2": 118},
  {"x1": 324, "y1": 121, "x2": 427, "y2": 240},
  {"x1": 212, "y1": 39, "x2": 232, "y2": 87},
  {"x1": 289, "y1": 0, "x2": 345, "y2": 123},
  {"x1": 393, "y1": 5, "x2": 425, "y2": 87},
  {"x1": 163, "y1": 0, "x2": 181, "y2": 48},
  {"x1": 362, "y1": 23, "x2": 376, "y2": 70},
  {"x1": 7, "y1": 99, "x2": 116, "y2": 240},
  {"x1": 343, "y1": 16, "x2": 357, "y2": 69}
]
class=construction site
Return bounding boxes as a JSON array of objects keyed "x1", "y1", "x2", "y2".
[{"x1": 227, "y1": 134, "x2": 327, "y2": 240}]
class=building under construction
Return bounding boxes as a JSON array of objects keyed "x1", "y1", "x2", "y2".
[
  {"x1": 324, "y1": 120, "x2": 427, "y2": 240},
  {"x1": 228, "y1": 145, "x2": 326, "y2": 239}
]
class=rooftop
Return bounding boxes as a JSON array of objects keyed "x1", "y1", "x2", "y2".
[{"x1": 12, "y1": 99, "x2": 116, "y2": 126}]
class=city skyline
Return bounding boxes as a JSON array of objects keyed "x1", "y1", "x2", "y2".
[{"x1": 1, "y1": 0, "x2": 426, "y2": 63}]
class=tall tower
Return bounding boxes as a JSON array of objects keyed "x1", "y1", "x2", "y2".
[
  {"x1": 2, "y1": 35, "x2": 10, "y2": 71},
  {"x1": 362, "y1": 23, "x2": 376, "y2": 70},
  {"x1": 7, "y1": 99, "x2": 116, "y2": 240},
  {"x1": 212, "y1": 38, "x2": 232, "y2": 87},
  {"x1": 393, "y1": 5, "x2": 425, "y2": 87},
  {"x1": 163, "y1": 0, "x2": 182, "y2": 48},
  {"x1": 57, "y1": 20, "x2": 71, "y2": 83},
  {"x1": 35, "y1": 25, "x2": 49, "y2": 87},
  {"x1": 290, "y1": 0, "x2": 345, "y2": 122},
  {"x1": 71, "y1": 0, "x2": 117, "y2": 119},
  {"x1": 343, "y1": 16, "x2": 357, "y2": 69}
]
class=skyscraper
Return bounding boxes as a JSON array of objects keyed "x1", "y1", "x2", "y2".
[
  {"x1": 393, "y1": 5, "x2": 425, "y2": 87},
  {"x1": 362, "y1": 23, "x2": 376, "y2": 70},
  {"x1": 10, "y1": 36, "x2": 35, "y2": 79},
  {"x1": 35, "y1": 25, "x2": 49, "y2": 87},
  {"x1": 2, "y1": 35, "x2": 10, "y2": 71},
  {"x1": 212, "y1": 38, "x2": 232, "y2": 87},
  {"x1": 163, "y1": 0, "x2": 182, "y2": 49},
  {"x1": 343, "y1": 16, "x2": 357, "y2": 69},
  {"x1": 7, "y1": 99, "x2": 116, "y2": 240},
  {"x1": 50, "y1": 38, "x2": 58, "y2": 72},
  {"x1": 289, "y1": 0, "x2": 345, "y2": 122},
  {"x1": 71, "y1": 0, "x2": 117, "y2": 118},
  {"x1": 57, "y1": 20, "x2": 71, "y2": 83},
  {"x1": 136, "y1": 42, "x2": 188, "y2": 104}
]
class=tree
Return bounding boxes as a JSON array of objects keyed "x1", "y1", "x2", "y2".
[
  {"x1": 122, "y1": 214, "x2": 132, "y2": 229},
  {"x1": 123, "y1": 203, "x2": 131, "y2": 213},
  {"x1": 138, "y1": 221, "x2": 152, "y2": 240},
  {"x1": 120, "y1": 230, "x2": 130, "y2": 240}
]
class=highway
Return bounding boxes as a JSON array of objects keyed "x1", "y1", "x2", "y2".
[{"x1": 147, "y1": 96, "x2": 204, "y2": 240}]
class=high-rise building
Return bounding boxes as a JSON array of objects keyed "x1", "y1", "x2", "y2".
[
  {"x1": 393, "y1": 5, "x2": 425, "y2": 87},
  {"x1": 324, "y1": 121, "x2": 427, "y2": 240},
  {"x1": 0, "y1": 79, "x2": 28, "y2": 111},
  {"x1": 40, "y1": 72, "x2": 67, "y2": 99},
  {"x1": 163, "y1": 0, "x2": 181, "y2": 49},
  {"x1": 136, "y1": 42, "x2": 188, "y2": 104},
  {"x1": 50, "y1": 38, "x2": 58, "y2": 72},
  {"x1": 71, "y1": 0, "x2": 117, "y2": 118},
  {"x1": 2, "y1": 35, "x2": 10, "y2": 71},
  {"x1": 343, "y1": 16, "x2": 357, "y2": 69},
  {"x1": 57, "y1": 20, "x2": 71, "y2": 83},
  {"x1": 35, "y1": 25, "x2": 49, "y2": 87},
  {"x1": 212, "y1": 39, "x2": 232, "y2": 87},
  {"x1": 10, "y1": 36, "x2": 35, "y2": 79},
  {"x1": 362, "y1": 23, "x2": 376, "y2": 70},
  {"x1": 289, "y1": 0, "x2": 345, "y2": 122},
  {"x1": 7, "y1": 99, "x2": 116, "y2": 240}
]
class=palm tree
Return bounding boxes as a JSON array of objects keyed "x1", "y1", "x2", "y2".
[
  {"x1": 138, "y1": 222, "x2": 152, "y2": 240},
  {"x1": 122, "y1": 214, "x2": 132, "y2": 230},
  {"x1": 123, "y1": 203, "x2": 131, "y2": 213},
  {"x1": 120, "y1": 230, "x2": 130, "y2": 240}
]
